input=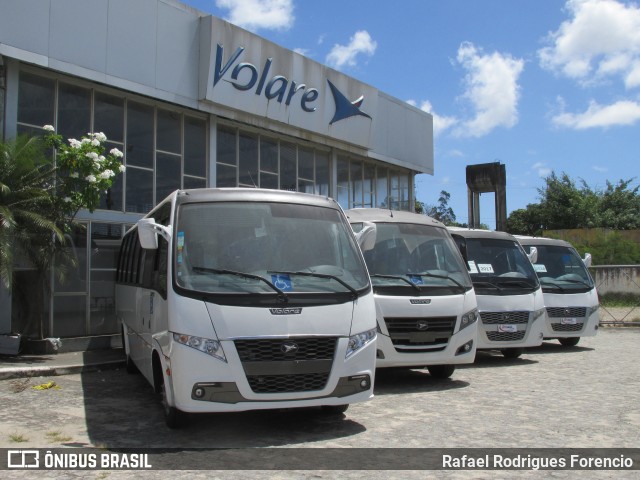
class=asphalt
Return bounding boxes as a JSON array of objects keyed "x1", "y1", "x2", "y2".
[{"x1": 0, "y1": 348, "x2": 126, "y2": 381}]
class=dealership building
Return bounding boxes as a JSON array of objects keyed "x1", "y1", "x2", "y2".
[{"x1": 0, "y1": 0, "x2": 433, "y2": 348}]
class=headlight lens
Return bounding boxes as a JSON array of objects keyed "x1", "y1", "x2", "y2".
[
  {"x1": 460, "y1": 309, "x2": 478, "y2": 331},
  {"x1": 173, "y1": 333, "x2": 227, "y2": 362},
  {"x1": 586, "y1": 304, "x2": 600, "y2": 317},
  {"x1": 346, "y1": 328, "x2": 377, "y2": 358},
  {"x1": 533, "y1": 307, "x2": 546, "y2": 320}
]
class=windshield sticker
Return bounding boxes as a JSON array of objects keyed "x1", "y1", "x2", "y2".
[
  {"x1": 408, "y1": 275, "x2": 424, "y2": 285},
  {"x1": 477, "y1": 263, "x2": 494, "y2": 274},
  {"x1": 271, "y1": 274, "x2": 293, "y2": 292},
  {"x1": 177, "y1": 232, "x2": 185, "y2": 264},
  {"x1": 468, "y1": 261, "x2": 479, "y2": 274},
  {"x1": 534, "y1": 264, "x2": 547, "y2": 273}
]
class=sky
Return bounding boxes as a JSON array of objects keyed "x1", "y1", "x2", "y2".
[{"x1": 184, "y1": 0, "x2": 640, "y2": 228}]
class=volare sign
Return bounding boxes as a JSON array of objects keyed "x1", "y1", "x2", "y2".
[
  {"x1": 199, "y1": 15, "x2": 377, "y2": 149},
  {"x1": 213, "y1": 44, "x2": 320, "y2": 113}
]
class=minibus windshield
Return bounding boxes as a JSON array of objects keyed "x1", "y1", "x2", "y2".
[
  {"x1": 524, "y1": 244, "x2": 594, "y2": 293},
  {"x1": 174, "y1": 202, "x2": 370, "y2": 298},
  {"x1": 362, "y1": 222, "x2": 473, "y2": 295},
  {"x1": 464, "y1": 238, "x2": 540, "y2": 295}
]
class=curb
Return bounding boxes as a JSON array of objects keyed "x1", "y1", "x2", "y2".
[{"x1": 0, "y1": 359, "x2": 126, "y2": 381}]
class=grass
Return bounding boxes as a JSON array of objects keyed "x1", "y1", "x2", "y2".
[
  {"x1": 599, "y1": 293, "x2": 640, "y2": 308},
  {"x1": 9, "y1": 432, "x2": 28, "y2": 443},
  {"x1": 45, "y1": 430, "x2": 73, "y2": 443}
]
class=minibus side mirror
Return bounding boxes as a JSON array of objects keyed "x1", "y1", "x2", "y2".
[
  {"x1": 137, "y1": 218, "x2": 172, "y2": 250},
  {"x1": 451, "y1": 234, "x2": 468, "y2": 264},
  {"x1": 355, "y1": 222, "x2": 377, "y2": 252},
  {"x1": 527, "y1": 246, "x2": 538, "y2": 264},
  {"x1": 583, "y1": 252, "x2": 592, "y2": 268}
]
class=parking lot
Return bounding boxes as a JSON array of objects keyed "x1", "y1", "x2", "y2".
[{"x1": 1, "y1": 328, "x2": 639, "y2": 478}]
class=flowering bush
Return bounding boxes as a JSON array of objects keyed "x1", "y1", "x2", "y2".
[{"x1": 42, "y1": 125, "x2": 125, "y2": 216}]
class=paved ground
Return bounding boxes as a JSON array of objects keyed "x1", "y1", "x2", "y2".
[{"x1": 1, "y1": 328, "x2": 638, "y2": 479}]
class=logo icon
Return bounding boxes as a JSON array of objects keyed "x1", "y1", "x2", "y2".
[
  {"x1": 281, "y1": 342, "x2": 299, "y2": 354},
  {"x1": 269, "y1": 307, "x2": 303, "y2": 315},
  {"x1": 7, "y1": 450, "x2": 39, "y2": 469},
  {"x1": 327, "y1": 79, "x2": 372, "y2": 124},
  {"x1": 416, "y1": 320, "x2": 430, "y2": 331}
]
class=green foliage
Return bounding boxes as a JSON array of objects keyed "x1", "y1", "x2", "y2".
[
  {"x1": 424, "y1": 190, "x2": 457, "y2": 225},
  {"x1": 548, "y1": 230, "x2": 640, "y2": 265},
  {"x1": 508, "y1": 171, "x2": 640, "y2": 232}
]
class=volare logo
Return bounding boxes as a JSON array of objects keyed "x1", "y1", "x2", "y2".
[
  {"x1": 213, "y1": 44, "x2": 371, "y2": 125},
  {"x1": 269, "y1": 307, "x2": 303, "y2": 315}
]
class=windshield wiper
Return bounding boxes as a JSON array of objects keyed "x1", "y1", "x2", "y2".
[
  {"x1": 192, "y1": 267, "x2": 288, "y2": 302},
  {"x1": 409, "y1": 271, "x2": 466, "y2": 290},
  {"x1": 540, "y1": 278, "x2": 566, "y2": 292},
  {"x1": 370, "y1": 274, "x2": 422, "y2": 292},
  {"x1": 557, "y1": 278, "x2": 592, "y2": 288},
  {"x1": 471, "y1": 281, "x2": 503, "y2": 291},
  {"x1": 268, "y1": 270, "x2": 359, "y2": 299},
  {"x1": 496, "y1": 280, "x2": 537, "y2": 289}
]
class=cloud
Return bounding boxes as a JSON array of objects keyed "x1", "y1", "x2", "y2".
[
  {"x1": 325, "y1": 31, "x2": 377, "y2": 69},
  {"x1": 453, "y1": 42, "x2": 524, "y2": 138},
  {"x1": 532, "y1": 162, "x2": 551, "y2": 177},
  {"x1": 538, "y1": 0, "x2": 640, "y2": 89},
  {"x1": 215, "y1": 0, "x2": 294, "y2": 31},
  {"x1": 408, "y1": 100, "x2": 458, "y2": 137},
  {"x1": 552, "y1": 99, "x2": 640, "y2": 128},
  {"x1": 592, "y1": 165, "x2": 608, "y2": 172}
]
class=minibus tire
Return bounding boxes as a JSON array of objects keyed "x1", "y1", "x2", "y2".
[
  {"x1": 321, "y1": 404, "x2": 349, "y2": 415},
  {"x1": 501, "y1": 348, "x2": 523, "y2": 359},
  {"x1": 559, "y1": 337, "x2": 580, "y2": 347},
  {"x1": 427, "y1": 365, "x2": 455, "y2": 379},
  {"x1": 161, "y1": 380, "x2": 184, "y2": 429}
]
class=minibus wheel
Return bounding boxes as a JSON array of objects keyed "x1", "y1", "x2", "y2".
[
  {"x1": 161, "y1": 384, "x2": 183, "y2": 429},
  {"x1": 501, "y1": 348, "x2": 523, "y2": 359},
  {"x1": 427, "y1": 365, "x2": 455, "y2": 379},
  {"x1": 559, "y1": 337, "x2": 580, "y2": 347},
  {"x1": 321, "y1": 404, "x2": 349, "y2": 415}
]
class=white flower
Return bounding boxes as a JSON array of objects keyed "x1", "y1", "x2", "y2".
[
  {"x1": 43, "y1": 125, "x2": 55, "y2": 132},
  {"x1": 118, "y1": 164, "x2": 126, "y2": 173},
  {"x1": 98, "y1": 155, "x2": 105, "y2": 162},
  {"x1": 81, "y1": 138, "x2": 91, "y2": 145},
  {"x1": 69, "y1": 172, "x2": 79, "y2": 178},
  {"x1": 85, "y1": 174, "x2": 96, "y2": 183},
  {"x1": 99, "y1": 170, "x2": 115, "y2": 179},
  {"x1": 110, "y1": 148, "x2": 123, "y2": 158},
  {"x1": 86, "y1": 152, "x2": 99, "y2": 160},
  {"x1": 95, "y1": 132, "x2": 107, "y2": 142},
  {"x1": 91, "y1": 139, "x2": 100, "y2": 147},
  {"x1": 69, "y1": 139, "x2": 82, "y2": 148},
  {"x1": 63, "y1": 197, "x2": 72, "y2": 203}
]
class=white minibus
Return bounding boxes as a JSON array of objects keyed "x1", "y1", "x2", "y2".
[
  {"x1": 116, "y1": 188, "x2": 377, "y2": 427},
  {"x1": 347, "y1": 209, "x2": 478, "y2": 378},
  {"x1": 516, "y1": 236, "x2": 599, "y2": 347},
  {"x1": 448, "y1": 228, "x2": 546, "y2": 358}
]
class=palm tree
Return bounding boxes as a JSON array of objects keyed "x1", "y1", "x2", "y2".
[{"x1": 0, "y1": 135, "x2": 65, "y2": 289}]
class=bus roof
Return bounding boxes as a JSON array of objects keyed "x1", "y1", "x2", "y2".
[
  {"x1": 446, "y1": 227, "x2": 518, "y2": 241},
  {"x1": 345, "y1": 208, "x2": 445, "y2": 229},
  {"x1": 514, "y1": 235, "x2": 574, "y2": 248}
]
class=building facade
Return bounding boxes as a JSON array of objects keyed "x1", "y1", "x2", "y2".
[{"x1": 0, "y1": 0, "x2": 433, "y2": 345}]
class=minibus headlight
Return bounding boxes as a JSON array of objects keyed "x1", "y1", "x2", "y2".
[
  {"x1": 460, "y1": 309, "x2": 478, "y2": 331},
  {"x1": 173, "y1": 333, "x2": 227, "y2": 362},
  {"x1": 346, "y1": 328, "x2": 376, "y2": 358},
  {"x1": 586, "y1": 304, "x2": 600, "y2": 317}
]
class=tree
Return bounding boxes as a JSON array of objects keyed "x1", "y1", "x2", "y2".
[
  {"x1": 506, "y1": 204, "x2": 544, "y2": 236},
  {"x1": 425, "y1": 190, "x2": 457, "y2": 225},
  {"x1": 0, "y1": 135, "x2": 65, "y2": 289},
  {"x1": 598, "y1": 179, "x2": 640, "y2": 230}
]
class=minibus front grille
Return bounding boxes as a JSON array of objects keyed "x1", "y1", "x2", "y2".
[
  {"x1": 480, "y1": 311, "x2": 530, "y2": 324},
  {"x1": 247, "y1": 372, "x2": 330, "y2": 393},
  {"x1": 384, "y1": 317, "x2": 455, "y2": 349},
  {"x1": 234, "y1": 337, "x2": 337, "y2": 362},
  {"x1": 551, "y1": 323, "x2": 584, "y2": 332},
  {"x1": 234, "y1": 337, "x2": 337, "y2": 394},
  {"x1": 546, "y1": 307, "x2": 587, "y2": 318},
  {"x1": 486, "y1": 331, "x2": 526, "y2": 342}
]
